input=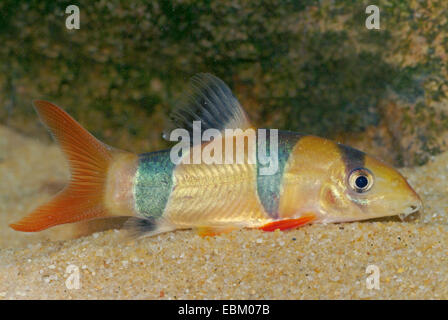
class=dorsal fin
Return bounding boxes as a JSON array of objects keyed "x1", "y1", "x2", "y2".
[{"x1": 163, "y1": 73, "x2": 251, "y2": 142}]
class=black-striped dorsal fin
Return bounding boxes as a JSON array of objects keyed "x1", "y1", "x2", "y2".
[{"x1": 163, "y1": 73, "x2": 251, "y2": 142}]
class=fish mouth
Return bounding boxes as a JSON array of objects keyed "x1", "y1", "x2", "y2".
[{"x1": 398, "y1": 203, "x2": 422, "y2": 221}]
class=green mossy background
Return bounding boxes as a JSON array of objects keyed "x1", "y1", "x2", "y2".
[{"x1": 1, "y1": 0, "x2": 447, "y2": 166}]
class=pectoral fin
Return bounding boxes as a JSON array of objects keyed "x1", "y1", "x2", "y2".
[{"x1": 259, "y1": 214, "x2": 316, "y2": 232}]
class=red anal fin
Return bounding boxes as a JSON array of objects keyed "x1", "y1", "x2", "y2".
[
  {"x1": 9, "y1": 100, "x2": 119, "y2": 232},
  {"x1": 259, "y1": 214, "x2": 316, "y2": 232}
]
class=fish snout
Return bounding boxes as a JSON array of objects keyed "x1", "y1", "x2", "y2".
[{"x1": 398, "y1": 193, "x2": 423, "y2": 220}]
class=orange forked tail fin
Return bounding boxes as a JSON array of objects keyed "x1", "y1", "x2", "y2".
[
  {"x1": 258, "y1": 214, "x2": 316, "y2": 232},
  {"x1": 10, "y1": 100, "x2": 118, "y2": 232}
]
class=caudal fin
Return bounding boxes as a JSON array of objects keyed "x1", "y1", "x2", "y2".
[{"x1": 10, "y1": 100, "x2": 118, "y2": 232}]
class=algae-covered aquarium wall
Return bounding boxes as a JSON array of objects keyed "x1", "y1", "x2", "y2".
[
  {"x1": 1, "y1": 0, "x2": 447, "y2": 165},
  {"x1": 0, "y1": 0, "x2": 448, "y2": 301}
]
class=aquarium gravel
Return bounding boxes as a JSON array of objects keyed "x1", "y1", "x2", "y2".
[{"x1": 0, "y1": 125, "x2": 447, "y2": 299}]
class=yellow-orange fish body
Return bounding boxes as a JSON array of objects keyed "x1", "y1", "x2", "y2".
[{"x1": 10, "y1": 74, "x2": 422, "y2": 237}]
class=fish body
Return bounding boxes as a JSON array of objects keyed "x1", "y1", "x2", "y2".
[{"x1": 10, "y1": 74, "x2": 422, "y2": 237}]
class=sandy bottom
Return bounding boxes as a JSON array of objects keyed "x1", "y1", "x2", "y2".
[{"x1": 0, "y1": 125, "x2": 447, "y2": 299}]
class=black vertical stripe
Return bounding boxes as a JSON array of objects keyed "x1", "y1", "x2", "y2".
[
  {"x1": 256, "y1": 130, "x2": 303, "y2": 219},
  {"x1": 337, "y1": 143, "x2": 366, "y2": 174}
]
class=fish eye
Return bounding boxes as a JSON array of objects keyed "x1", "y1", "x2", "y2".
[{"x1": 348, "y1": 168, "x2": 374, "y2": 193}]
